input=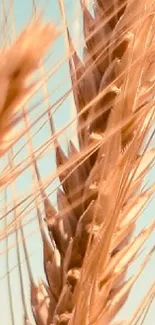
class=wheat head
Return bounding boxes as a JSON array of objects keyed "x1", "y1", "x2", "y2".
[
  {"x1": 0, "y1": 1, "x2": 155, "y2": 325},
  {"x1": 0, "y1": 18, "x2": 58, "y2": 156},
  {"x1": 30, "y1": 1, "x2": 155, "y2": 325}
]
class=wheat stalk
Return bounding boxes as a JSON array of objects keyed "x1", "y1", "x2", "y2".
[{"x1": 0, "y1": 1, "x2": 155, "y2": 325}]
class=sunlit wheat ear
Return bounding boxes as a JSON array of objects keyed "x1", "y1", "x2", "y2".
[
  {"x1": 30, "y1": 1, "x2": 155, "y2": 325},
  {"x1": 0, "y1": 19, "x2": 58, "y2": 156}
]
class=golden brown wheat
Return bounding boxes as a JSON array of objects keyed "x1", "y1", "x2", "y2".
[
  {"x1": 30, "y1": 1, "x2": 155, "y2": 325},
  {"x1": 0, "y1": 1, "x2": 155, "y2": 325}
]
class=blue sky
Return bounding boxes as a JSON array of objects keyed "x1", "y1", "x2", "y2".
[
  {"x1": 0, "y1": 1, "x2": 79, "y2": 324},
  {"x1": 0, "y1": 1, "x2": 155, "y2": 325}
]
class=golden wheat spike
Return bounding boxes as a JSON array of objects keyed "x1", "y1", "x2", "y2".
[
  {"x1": 0, "y1": 1, "x2": 155, "y2": 325},
  {"x1": 0, "y1": 18, "x2": 58, "y2": 156},
  {"x1": 29, "y1": 1, "x2": 155, "y2": 325}
]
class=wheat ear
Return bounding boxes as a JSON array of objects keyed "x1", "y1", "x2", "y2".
[
  {"x1": 30, "y1": 1, "x2": 155, "y2": 325},
  {"x1": 0, "y1": 18, "x2": 58, "y2": 156}
]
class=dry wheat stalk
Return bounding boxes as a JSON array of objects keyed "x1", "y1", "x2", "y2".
[{"x1": 0, "y1": 1, "x2": 155, "y2": 325}]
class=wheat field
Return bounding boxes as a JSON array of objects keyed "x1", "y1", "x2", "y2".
[{"x1": 0, "y1": 1, "x2": 155, "y2": 325}]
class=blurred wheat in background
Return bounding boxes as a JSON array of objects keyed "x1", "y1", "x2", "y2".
[{"x1": 0, "y1": 1, "x2": 155, "y2": 325}]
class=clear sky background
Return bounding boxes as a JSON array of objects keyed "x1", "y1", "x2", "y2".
[{"x1": 0, "y1": 1, "x2": 155, "y2": 325}]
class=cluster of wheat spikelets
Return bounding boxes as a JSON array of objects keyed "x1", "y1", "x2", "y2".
[
  {"x1": 0, "y1": 0, "x2": 155, "y2": 325},
  {"x1": 0, "y1": 18, "x2": 58, "y2": 157}
]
